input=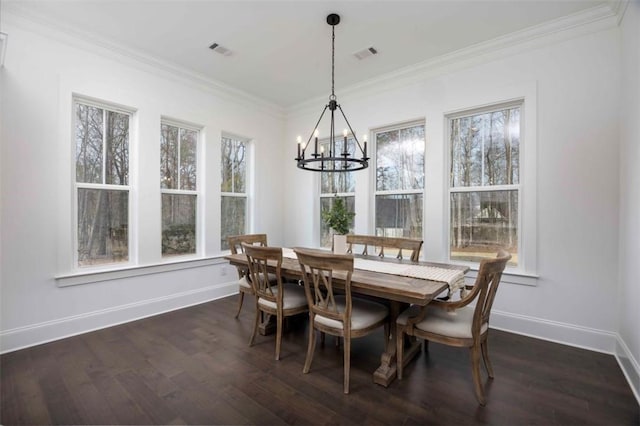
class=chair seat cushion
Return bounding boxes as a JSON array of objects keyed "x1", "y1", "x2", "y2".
[
  {"x1": 314, "y1": 296, "x2": 388, "y2": 331},
  {"x1": 397, "y1": 305, "x2": 487, "y2": 339},
  {"x1": 258, "y1": 283, "x2": 308, "y2": 310},
  {"x1": 238, "y1": 273, "x2": 277, "y2": 289}
]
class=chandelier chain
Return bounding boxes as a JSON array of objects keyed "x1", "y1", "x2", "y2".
[{"x1": 331, "y1": 24, "x2": 335, "y2": 98}]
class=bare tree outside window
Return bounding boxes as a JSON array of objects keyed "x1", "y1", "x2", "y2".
[
  {"x1": 449, "y1": 103, "x2": 520, "y2": 266},
  {"x1": 319, "y1": 137, "x2": 356, "y2": 247},
  {"x1": 374, "y1": 123, "x2": 424, "y2": 239},
  {"x1": 160, "y1": 123, "x2": 198, "y2": 257},
  {"x1": 75, "y1": 102, "x2": 130, "y2": 266},
  {"x1": 221, "y1": 135, "x2": 248, "y2": 250}
]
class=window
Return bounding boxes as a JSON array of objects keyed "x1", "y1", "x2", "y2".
[
  {"x1": 448, "y1": 101, "x2": 521, "y2": 266},
  {"x1": 160, "y1": 122, "x2": 198, "y2": 257},
  {"x1": 221, "y1": 134, "x2": 248, "y2": 250},
  {"x1": 374, "y1": 122, "x2": 425, "y2": 239},
  {"x1": 319, "y1": 137, "x2": 356, "y2": 247},
  {"x1": 74, "y1": 100, "x2": 130, "y2": 267}
]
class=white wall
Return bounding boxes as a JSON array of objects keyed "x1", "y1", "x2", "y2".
[
  {"x1": 0, "y1": 16, "x2": 285, "y2": 352},
  {"x1": 618, "y1": 0, "x2": 640, "y2": 400},
  {"x1": 285, "y1": 22, "x2": 621, "y2": 351}
]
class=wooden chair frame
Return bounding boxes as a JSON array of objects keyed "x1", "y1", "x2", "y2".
[
  {"x1": 295, "y1": 247, "x2": 389, "y2": 394},
  {"x1": 396, "y1": 250, "x2": 511, "y2": 405},
  {"x1": 244, "y1": 244, "x2": 308, "y2": 360},
  {"x1": 346, "y1": 235, "x2": 423, "y2": 262},
  {"x1": 227, "y1": 234, "x2": 268, "y2": 318}
]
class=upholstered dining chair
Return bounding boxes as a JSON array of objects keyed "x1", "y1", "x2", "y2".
[
  {"x1": 243, "y1": 244, "x2": 308, "y2": 361},
  {"x1": 396, "y1": 250, "x2": 511, "y2": 406},
  {"x1": 294, "y1": 247, "x2": 389, "y2": 394},
  {"x1": 227, "y1": 234, "x2": 272, "y2": 318}
]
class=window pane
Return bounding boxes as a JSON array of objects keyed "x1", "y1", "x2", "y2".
[
  {"x1": 221, "y1": 196, "x2": 246, "y2": 250},
  {"x1": 376, "y1": 125, "x2": 424, "y2": 191},
  {"x1": 180, "y1": 129, "x2": 197, "y2": 190},
  {"x1": 221, "y1": 137, "x2": 247, "y2": 194},
  {"x1": 320, "y1": 196, "x2": 355, "y2": 248},
  {"x1": 162, "y1": 194, "x2": 196, "y2": 256},
  {"x1": 451, "y1": 107, "x2": 520, "y2": 187},
  {"x1": 450, "y1": 190, "x2": 518, "y2": 265},
  {"x1": 105, "y1": 110, "x2": 129, "y2": 186},
  {"x1": 77, "y1": 189, "x2": 128, "y2": 266},
  {"x1": 375, "y1": 194, "x2": 422, "y2": 238},
  {"x1": 320, "y1": 138, "x2": 356, "y2": 194},
  {"x1": 160, "y1": 124, "x2": 179, "y2": 189},
  {"x1": 75, "y1": 103, "x2": 103, "y2": 184}
]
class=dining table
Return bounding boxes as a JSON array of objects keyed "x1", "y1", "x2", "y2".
[{"x1": 224, "y1": 247, "x2": 469, "y2": 387}]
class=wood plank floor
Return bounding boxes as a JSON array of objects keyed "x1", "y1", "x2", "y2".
[{"x1": 1, "y1": 295, "x2": 638, "y2": 425}]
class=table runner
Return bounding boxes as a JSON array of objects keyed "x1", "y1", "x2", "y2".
[{"x1": 283, "y1": 249, "x2": 466, "y2": 294}]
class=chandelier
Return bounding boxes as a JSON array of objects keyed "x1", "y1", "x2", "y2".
[{"x1": 295, "y1": 14, "x2": 369, "y2": 172}]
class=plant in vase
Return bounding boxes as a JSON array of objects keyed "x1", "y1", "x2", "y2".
[{"x1": 321, "y1": 197, "x2": 355, "y2": 253}]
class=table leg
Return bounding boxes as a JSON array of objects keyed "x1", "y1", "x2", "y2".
[{"x1": 373, "y1": 301, "x2": 422, "y2": 387}]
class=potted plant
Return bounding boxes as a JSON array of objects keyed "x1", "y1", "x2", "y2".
[{"x1": 321, "y1": 197, "x2": 355, "y2": 253}]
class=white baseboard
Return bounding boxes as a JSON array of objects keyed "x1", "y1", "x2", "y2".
[
  {"x1": 615, "y1": 336, "x2": 640, "y2": 405},
  {"x1": 490, "y1": 309, "x2": 617, "y2": 354},
  {"x1": 0, "y1": 282, "x2": 238, "y2": 354}
]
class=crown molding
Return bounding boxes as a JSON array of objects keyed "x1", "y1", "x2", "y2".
[
  {"x1": 286, "y1": 3, "x2": 620, "y2": 117},
  {"x1": 1, "y1": 5, "x2": 285, "y2": 120},
  {"x1": 611, "y1": 0, "x2": 631, "y2": 25}
]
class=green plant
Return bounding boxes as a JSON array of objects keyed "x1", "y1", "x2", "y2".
[{"x1": 322, "y1": 198, "x2": 355, "y2": 235}]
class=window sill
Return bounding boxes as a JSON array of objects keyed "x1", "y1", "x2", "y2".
[
  {"x1": 464, "y1": 267, "x2": 539, "y2": 286},
  {"x1": 55, "y1": 255, "x2": 229, "y2": 287}
]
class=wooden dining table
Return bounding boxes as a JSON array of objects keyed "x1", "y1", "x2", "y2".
[{"x1": 224, "y1": 248, "x2": 469, "y2": 387}]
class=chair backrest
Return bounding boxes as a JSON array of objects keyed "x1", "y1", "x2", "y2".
[
  {"x1": 294, "y1": 248, "x2": 354, "y2": 328},
  {"x1": 242, "y1": 243, "x2": 283, "y2": 305},
  {"x1": 227, "y1": 234, "x2": 268, "y2": 255},
  {"x1": 346, "y1": 234, "x2": 423, "y2": 262},
  {"x1": 470, "y1": 250, "x2": 511, "y2": 336}
]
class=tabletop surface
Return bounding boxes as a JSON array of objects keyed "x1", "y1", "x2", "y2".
[{"x1": 225, "y1": 250, "x2": 469, "y2": 306}]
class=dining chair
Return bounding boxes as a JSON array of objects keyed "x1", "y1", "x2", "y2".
[
  {"x1": 346, "y1": 235, "x2": 423, "y2": 262},
  {"x1": 227, "y1": 234, "x2": 274, "y2": 318},
  {"x1": 243, "y1": 243, "x2": 308, "y2": 360},
  {"x1": 294, "y1": 247, "x2": 389, "y2": 394},
  {"x1": 395, "y1": 249, "x2": 511, "y2": 406}
]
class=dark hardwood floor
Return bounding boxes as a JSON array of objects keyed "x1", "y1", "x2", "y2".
[{"x1": 1, "y1": 295, "x2": 638, "y2": 425}]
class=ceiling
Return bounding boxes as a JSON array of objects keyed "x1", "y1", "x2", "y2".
[{"x1": 4, "y1": 0, "x2": 609, "y2": 108}]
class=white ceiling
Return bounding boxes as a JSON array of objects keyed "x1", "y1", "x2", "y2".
[{"x1": 4, "y1": 0, "x2": 609, "y2": 108}]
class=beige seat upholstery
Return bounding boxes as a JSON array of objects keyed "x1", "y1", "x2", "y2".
[
  {"x1": 396, "y1": 250, "x2": 511, "y2": 406},
  {"x1": 244, "y1": 244, "x2": 308, "y2": 361},
  {"x1": 227, "y1": 234, "x2": 275, "y2": 318},
  {"x1": 294, "y1": 247, "x2": 389, "y2": 394},
  {"x1": 346, "y1": 234, "x2": 423, "y2": 262}
]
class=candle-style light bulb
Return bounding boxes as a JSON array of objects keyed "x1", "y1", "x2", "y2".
[
  {"x1": 343, "y1": 129, "x2": 348, "y2": 137},
  {"x1": 314, "y1": 129, "x2": 319, "y2": 138}
]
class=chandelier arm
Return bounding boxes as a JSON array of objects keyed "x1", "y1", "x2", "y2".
[{"x1": 337, "y1": 105, "x2": 365, "y2": 153}]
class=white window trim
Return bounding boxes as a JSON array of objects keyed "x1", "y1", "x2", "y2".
[
  {"x1": 72, "y1": 96, "x2": 135, "y2": 270},
  {"x1": 160, "y1": 119, "x2": 202, "y2": 258},
  {"x1": 444, "y1": 89, "x2": 537, "y2": 281},
  {"x1": 371, "y1": 119, "x2": 426, "y2": 239}
]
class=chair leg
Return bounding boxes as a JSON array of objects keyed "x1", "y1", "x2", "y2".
[
  {"x1": 320, "y1": 332, "x2": 325, "y2": 347},
  {"x1": 303, "y1": 319, "x2": 316, "y2": 374},
  {"x1": 396, "y1": 325, "x2": 404, "y2": 380},
  {"x1": 343, "y1": 335, "x2": 351, "y2": 394},
  {"x1": 235, "y1": 291, "x2": 245, "y2": 319},
  {"x1": 275, "y1": 313, "x2": 283, "y2": 361},
  {"x1": 249, "y1": 305, "x2": 260, "y2": 347},
  {"x1": 481, "y1": 338, "x2": 494, "y2": 378},
  {"x1": 470, "y1": 344, "x2": 486, "y2": 406}
]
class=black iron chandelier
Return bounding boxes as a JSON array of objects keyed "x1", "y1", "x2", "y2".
[{"x1": 295, "y1": 13, "x2": 369, "y2": 172}]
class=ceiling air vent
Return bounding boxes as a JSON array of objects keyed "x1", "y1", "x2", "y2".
[
  {"x1": 209, "y1": 42, "x2": 232, "y2": 57},
  {"x1": 353, "y1": 46, "x2": 378, "y2": 60}
]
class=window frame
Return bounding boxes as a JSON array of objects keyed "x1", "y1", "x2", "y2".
[
  {"x1": 220, "y1": 132, "x2": 250, "y2": 250},
  {"x1": 445, "y1": 99, "x2": 525, "y2": 271},
  {"x1": 72, "y1": 96, "x2": 134, "y2": 269},
  {"x1": 372, "y1": 119, "x2": 426, "y2": 241},
  {"x1": 160, "y1": 118, "x2": 201, "y2": 258}
]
